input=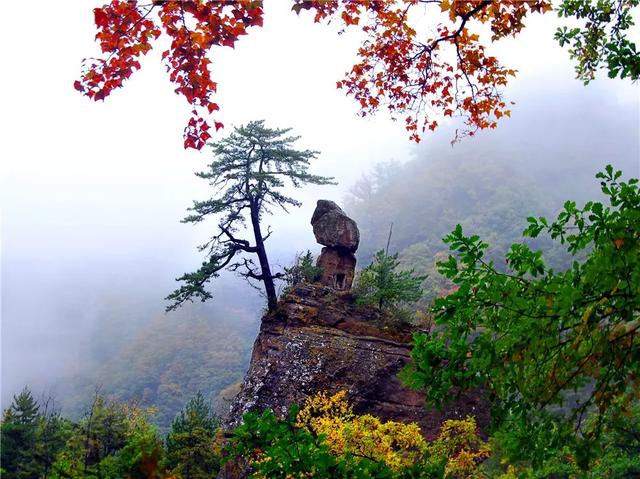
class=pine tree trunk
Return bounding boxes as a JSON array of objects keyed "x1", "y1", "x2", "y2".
[{"x1": 249, "y1": 200, "x2": 278, "y2": 311}]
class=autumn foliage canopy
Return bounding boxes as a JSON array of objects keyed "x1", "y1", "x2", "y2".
[
  {"x1": 76, "y1": 0, "x2": 564, "y2": 149},
  {"x1": 75, "y1": 0, "x2": 265, "y2": 150}
]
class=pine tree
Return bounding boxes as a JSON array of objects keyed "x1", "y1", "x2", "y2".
[
  {"x1": 167, "y1": 120, "x2": 334, "y2": 312},
  {"x1": 4, "y1": 387, "x2": 40, "y2": 425},
  {"x1": 1, "y1": 388, "x2": 41, "y2": 479},
  {"x1": 165, "y1": 392, "x2": 220, "y2": 479},
  {"x1": 356, "y1": 250, "x2": 426, "y2": 312}
]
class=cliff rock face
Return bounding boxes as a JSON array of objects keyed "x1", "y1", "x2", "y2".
[{"x1": 224, "y1": 284, "x2": 489, "y2": 437}]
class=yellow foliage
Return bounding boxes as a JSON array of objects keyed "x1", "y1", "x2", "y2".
[
  {"x1": 427, "y1": 417, "x2": 491, "y2": 478},
  {"x1": 297, "y1": 391, "x2": 426, "y2": 470},
  {"x1": 296, "y1": 391, "x2": 490, "y2": 476},
  {"x1": 340, "y1": 414, "x2": 427, "y2": 470},
  {"x1": 296, "y1": 390, "x2": 353, "y2": 430}
]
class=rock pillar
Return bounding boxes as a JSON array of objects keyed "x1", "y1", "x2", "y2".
[{"x1": 310, "y1": 200, "x2": 359, "y2": 290}]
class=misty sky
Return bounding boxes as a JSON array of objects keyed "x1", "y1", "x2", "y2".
[{"x1": 1, "y1": 1, "x2": 639, "y2": 406}]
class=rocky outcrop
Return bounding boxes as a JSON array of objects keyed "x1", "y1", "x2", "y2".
[
  {"x1": 315, "y1": 247, "x2": 357, "y2": 291},
  {"x1": 224, "y1": 284, "x2": 489, "y2": 437},
  {"x1": 217, "y1": 202, "x2": 489, "y2": 478},
  {"x1": 311, "y1": 200, "x2": 360, "y2": 252},
  {"x1": 311, "y1": 200, "x2": 359, "y2": 290}
]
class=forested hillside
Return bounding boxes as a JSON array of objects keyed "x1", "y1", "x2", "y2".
[
  {"x1": 58, "y1": 290, "x2": 261, "y2": 431},
  {"x1": 346, "y1": 87, "x2": 638, "y2": 304}
]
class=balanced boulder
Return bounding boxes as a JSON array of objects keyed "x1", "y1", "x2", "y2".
[{"x1": 311, "y1": 200, "x2": 360, "y2": 253}]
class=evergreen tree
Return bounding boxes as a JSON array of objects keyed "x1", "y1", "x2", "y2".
[
  {"x1": 34, "y1": 398, "x2": 72, "y2": 479},
  {"x1": 165, "y1": 392, "x2": 220, "y2": 479},
  {"x1": 356, "y1": 250, "x2": 426, "y2": 312},
  {"x1": 1, "y1": 387, "x2": 41, "y2": 479},
  {"x1": 1, "y1": 389, "x2": 71, "y2": 479},
  {"x1": 167, "y1": 120, "x2": 334, "y2": 312},
  {"x1": 4, "y1": 387, "x2": 40, "y2": 424},
  {"x1": 49, "y1": 395, "x2": 164, "y2": 479}
]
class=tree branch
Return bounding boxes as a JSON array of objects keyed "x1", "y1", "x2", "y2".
[{"x1": 220, "y1": 226, "x2": 258, "y2": 252}]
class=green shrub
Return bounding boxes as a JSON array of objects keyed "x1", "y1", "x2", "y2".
[{"x1": 283, "y1": 250, "x2": 323, "y2": 288}]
